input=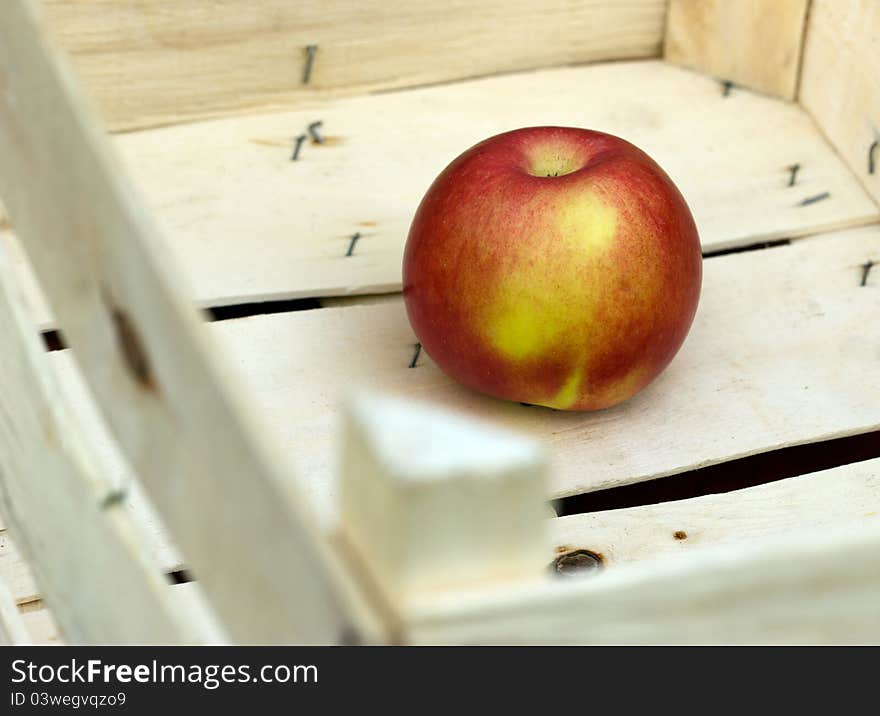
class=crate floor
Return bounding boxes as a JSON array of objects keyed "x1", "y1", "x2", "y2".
[
  {"x1": 168, "y1": 225, "x2": 874, "y2": 523},
  {"x1": 4, "y1": 59, "x2": 878, "y2": 328}
]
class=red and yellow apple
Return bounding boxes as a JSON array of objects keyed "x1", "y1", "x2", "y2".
[{"x1": 402, "y1": 126, "x2": 702, "y2": 411}]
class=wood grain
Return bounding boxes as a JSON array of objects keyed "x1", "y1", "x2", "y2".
[
  {"x1": 202, "y1": 226, "x2": 880, "y2": 521},
  {"x1": 41, "y1": 0, "x2": 666, "y2": 132},
  {"x1": 665, "y1": 0, "x2": 810, "y2": 100},
  {"x1": 800, "y1": 0, "x2": 880, "y2": 205}
]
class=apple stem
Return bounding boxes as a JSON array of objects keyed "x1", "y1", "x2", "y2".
[
  {"x1": 720, "y1": 79, "x2": 734, "y2": 97},
  {"x1": 869, "y1": 140, "x2": 879, "y2": 175},
  {"x1": 787, "y1": 163, "x2": 800, "y2": 187}
]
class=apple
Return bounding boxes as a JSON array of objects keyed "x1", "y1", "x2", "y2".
[{"x1": 402, "y1": 126, "x2": 702, "y2": 411}]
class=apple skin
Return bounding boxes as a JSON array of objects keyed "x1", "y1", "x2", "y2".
[{"x1": 402, "y1": 126, "x2": 702, "y2": 411}]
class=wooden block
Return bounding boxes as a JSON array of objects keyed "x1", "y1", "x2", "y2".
[
  {"x1": 0, "y1": 0, "x2": 351, "y2": 645},
  {"x1": 799, "y1": 0, "x2": 880, "y2": 205},
  {"x1": 340, "y1": 393, "x2": 548, "y2": 605},
  {"x1": 205, "y1": 225, "x2": 880, "y2": 523},
  {"x1": 41, "y1": 0, "x2": 666, "y2": 132},
  {"x1": 550, "y1": 458, "x2": 880, "y2": 567},
  {"x1": 665, "y1": 0, "x2": 810, "y2": 100}
]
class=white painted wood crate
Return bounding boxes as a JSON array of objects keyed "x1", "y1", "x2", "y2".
[{"x1": 0, "y1": 0, "x2": 878, "y2": 645}]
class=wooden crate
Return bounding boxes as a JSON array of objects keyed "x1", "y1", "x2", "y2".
[{"x1": 0, "y1": 0, "x2": 878, "y2": 645}]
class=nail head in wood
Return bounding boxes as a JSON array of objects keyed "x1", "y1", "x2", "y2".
[
  {"x1": 550, "y1": 549, "x2": 603, "y2": 576},
  {"x1": 308, "y1": 121, "x2": 324, "y2": 145},
  {"x1": 345, "y1": 232, "x2": 361, "y2": 257},
  {"x1": 861, "y1": 260, "x2": 874, "y2": 287},
  {"x1": 408, "y1": 342, "x2": 421, "y2": 368},
  {"x1": 797, "y1": 191, "x2": 830, "y2": 207},
  {"x1": 302, "y1": 45, "x2": 318, "y2": 85},
  {"x1": 100, "y1": 488, "x2": 128, "y2": 510},
  {"x1": 291, "y1": 134, "x2": 307, "y2": 161}
]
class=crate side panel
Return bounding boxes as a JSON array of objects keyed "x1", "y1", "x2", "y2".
[
  {"x1": 200, "y1": 225, "x2": 880, "y2": 520},
  {"x1": 43, "y1": 0, "x2": 666, "y2": 132},
  {"x1": 0, "y1": 0, "x2": 351, "y2": 644},
  {"x1": 408, "y1": 519, "x2": 880, "y2": 644},
  {"x1": 665, "y1": 0, "x2": 810, "y2": 100},
  {"x1": 799, "y1": 0, "x2": 880, "y2": 205},
  {"x1": 0, "y1": 262, "x2": 208, "y2": 644}
]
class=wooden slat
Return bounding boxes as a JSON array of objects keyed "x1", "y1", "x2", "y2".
[
  {"x1": 48, "y1": 352, "x2": 185, "y2": 574},
  {"x1": 0, "y1": 530, "x2": 40, "y2": 607},
  {"x1": 0, "y1": 256, "x2": 212, "y2": 644},
  {"x1": 6, "y1": 60, "x2": 878, "y2": 320},
  {"x1": 0, "y1": 576, "x2": 29, "y2": 645},
  {"x1": 664, "y1": 0, "x2": 810, "y2": 100},
  {"x1": 0, "y1": 0, "x2": 349, "y2": 644},
  {"x1": 799, "y1": 0, "x2": 880, "y2": 205},
  {"x1": 42, "y1": 0, "x2": 666, "y2": 132},
  {"x1": 111, "y1": 60, "x2": 878, "y2": 307},
  {"x1": 201, "y1": 225, "x2": 880, "y2": 521},
  {"x1": 0, "y1": 349, "x2": 188, "y2": 609},
  {"x1": 550, "y1": 458, "x2": 880, "y2": 567},
  {"x1": 407, "y1": 519, "x2": 880, "y2": 644},
  {"x1": 21, "y1": 607, "x2": 62, "y2": 646},
  {"x1": 0, "y1": 231, "x2": 53, "y2": 331}
]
